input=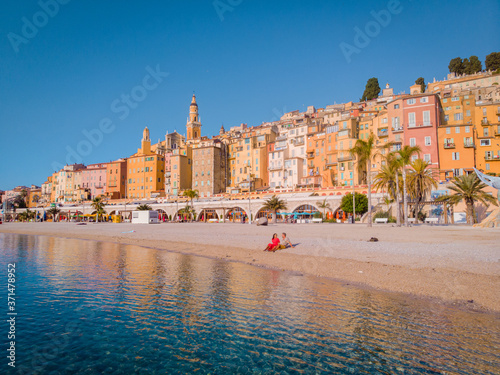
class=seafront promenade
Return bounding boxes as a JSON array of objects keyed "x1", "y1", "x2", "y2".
[{"x1": 1, "y1": 222, "x2": 498, "y2": 312}]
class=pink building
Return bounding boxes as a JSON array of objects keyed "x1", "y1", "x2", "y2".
[
  {"x1": 387, "y1": 94, "x2": 441, "y2": 168},
  {"x1": 81, "y1": 163, "x2": 107, "y2": 199}
]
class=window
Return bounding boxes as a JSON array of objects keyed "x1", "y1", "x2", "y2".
[
  {"x1": 408, "y1": 113, "x2": 416, "y2": 126},
  {"x1": 425, "y1": 136, "x2": 431, "y2": 146},
  {"x1": 420, "y1": 97, "x2": 428, "y2": 103},
  {"x1": 454, "y1": 113, "x2": 463, "y2": 121},
  {"x1": 484, "y1": 128, "x2": 489, "y2": 137},
  {"x1": 444, "y1": 115, "x2": 449, "y2": 122},
  {"x1": 452, "y1": 152, "x2": 460, "y2": 160},
  {"x1": 423, "y1": 110, "x2": 431, "y2": 125},
  {"x1": 466, "y1": 110, "x2": 471, "y2": 117},
  {"x1": 486, "y1": 163, "x2": 490, "y2": 171},
  {"x1": 411, "y1": 155, "x2": 418, "y2": 162},
  {"x1": 424, "y1": 154, "x2": 431, "y2": 162},
  {"x1": 446, "y1": 127, "x2": 451, "y2": 134},
  {"x1": 480, "y1": 139, "x2": 491, "y2": 146},
  {"x1": 465, "y1": 126, "x2": 470, "y2": 133},
  {"x1": 410, "y1": 138, "x2": 416, "y2": 146},
  {"x1": 394, "y1": 104, "x2": 400, "y2": 109},
  {"x1": 455, "y1": 127, "x2": 460, "y2": 134},
  {"x1": 451, "y1": 97, "x2": 459, "y2": 102},
  {"x1": 407, "y1": 99, "x2": 416, "y2": 105}
]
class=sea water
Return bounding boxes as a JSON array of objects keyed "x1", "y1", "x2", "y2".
[{"x1": 0, "y1": 233, "x2": 498, "y2": 374}]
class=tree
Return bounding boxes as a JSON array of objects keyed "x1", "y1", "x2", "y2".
[
  {"x1": 341, "y1": 193, "x2": 368, "y2": 216},
  {"x1": 91, "y1": 197, "x2": 106, "y2": 222},
  {"x1": 350, "y1": 134, "x2": 377, "y2": 227},
  {"x1": 47, "y1": 207, "x2": 61, "y2": 222},
  {"x1": 183, "y1": 189, "x2": 199, "y2": 210},
  {"x1": 407, "y1": 159, "x2": 438, "y2": 223},
  {"x1": 415, "y1": 77, "x2": 426, "y2": 93},
  {"x1": 485, "y1": 52, "x2": 500, "y2": 71},
  {"x1": 137, "y1": 204, "x2": 152, "y2": 210},
  {"x1": 396, "y1": 145, "x2": 421, "y2": 226},
  {"x1": 180, "y1": 204, "x2": 196, "y2": 222},
  {"x1": 316, "y1": 199, "x2": 331, "y2": 220},
  {"x1": 262, "y1": 195, "x2": 287, "y2": 224},
  {"x1": 14, "y1": 190, "x2": 28, "y2": 209},
  {"x1": 448, "y1": 57, "x2": 465, "y2": 75},
  {"x1": 464, "y1": 55, "x2": 482, "y2": 74},
  {"x1": 373, "y1": 152, "x2": 402, "y2": 225},
  {"x1": 436, "y1": 174, "x2": 497, "y2": 224},
  {"x1": 360, "y1": 78, "x2": 381, "y2": 101}
]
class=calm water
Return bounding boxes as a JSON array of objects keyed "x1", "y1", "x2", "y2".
[{"x1": 1, "y1": 233, "x2": 499, "y2": 374}]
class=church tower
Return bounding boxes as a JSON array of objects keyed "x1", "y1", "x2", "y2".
[
  {"x1": 186, "y1": 94, "x2": 201, "y2": 140},
  {"x1": 140, "y1": 126, "x2": 151, "y2": 154}
]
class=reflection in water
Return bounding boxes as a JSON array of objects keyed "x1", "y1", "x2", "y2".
[{"x1": 1, "y1": 233, "x2": 499, "y2": 374}]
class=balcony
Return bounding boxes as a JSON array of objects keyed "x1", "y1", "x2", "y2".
[
  {"x1": 443, "y1": 143, "x2": 455, "y2": 149},
  {"x1": 392, "y1": 126, "x2": 403, "y2": 133},
  {"x1": 337, "y1": 129, "x2": 353, "y2": 139},
  {"x1": 268, "y1": 164, "x2": 283, "y2": 171},
  {"x1": 337, "y1": 154, "x2": 354, "y2": 162},
  {"x1": 463, "y1": 142, "x2": 474, "y2": 148},
  {"x1": 482, "y1": 119, "x2": 489, "y2": 125},
  {"x1": 485, "y1": 155, "x2": 500, "y2": 161},
  {"x1": 377, "y1": 128, "x2": 389, "y2": 137},
  {"x1": 292, "y1": 138, "x2": 305, "y2": 146},
  {"x1": 306, "y1": 152, "x2": 315, "y2": 158},
  {"x1": 407, "y1": 122, "x2": 433, "y2": 129}
]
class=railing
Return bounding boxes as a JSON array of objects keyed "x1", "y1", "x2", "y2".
[
  {"x1": 306, "y1": 152, "x2": 315, "y2": 158},
  {"x1": 407, "y1": 122, "x2": 433, "y2": 128},
  {"x1": 268, "y1": 165, "x2": 283, "y2": 171},
  {"x1": 463, "y1": 142, "x2": 474, "y2": 148},
  {"x1": 377, "y1": 129, "x2": 389, "y2": 137},
  {"x1": 443, "y1": 143, "x2": 455, "y2": 149},
  {"x1": 337, "y1": 154, "x2": 354, "y2": 162},
  {"x1": 485, "y1": 155, "x2": 500, "y2": 161},
  {"x1": 392, "y1": 126, "x2": 403, "y2": 133},
  {"x1": 292, "y1": 138, "x2": 305, "y2": 146},
  {"x1": 482, "y1": 119, "x2": 489, "y2": 125}
]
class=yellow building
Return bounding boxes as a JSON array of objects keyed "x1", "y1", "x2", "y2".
[
  {"x1": 475, "y1": 103, "x2": 500, "y2": 175},
  {"x1": 126, "y1": 127, "x2": 165, "y2": 199}
]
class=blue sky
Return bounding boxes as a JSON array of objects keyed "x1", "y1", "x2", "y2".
[{"x1": 1, "y1": 0, "x2": 499, "y2": 190}]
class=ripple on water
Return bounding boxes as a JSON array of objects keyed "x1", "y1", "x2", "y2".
[{"x1": 1, "y1": 233, "x2": 499, "y2": 375}]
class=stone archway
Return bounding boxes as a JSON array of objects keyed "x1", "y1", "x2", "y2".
[
  {"x1": 197, "y1": 209, "x2": 219, "y2": 222},
  {"x1": 225, "y1": 207, "x2": 249, "y2": 223}
]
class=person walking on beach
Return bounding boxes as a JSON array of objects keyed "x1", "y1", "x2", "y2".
[
  {"x1": 279, "y1": 233, "x2": 294, "y2": 249},
  {"x1": 264, "y1": 233, "x2": 280, "y2": 252}
]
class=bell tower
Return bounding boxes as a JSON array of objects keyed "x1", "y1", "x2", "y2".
[
  {"x1": 186, "y1": 94, "x2": 201, "y2": 140},
  {"x1": 140, "y1": 126, "x2": 151, "y2": 154}
]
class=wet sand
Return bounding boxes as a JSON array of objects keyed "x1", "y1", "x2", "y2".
[{"x1": 1, "y1": 222, "x2": 499, "y2": 312}]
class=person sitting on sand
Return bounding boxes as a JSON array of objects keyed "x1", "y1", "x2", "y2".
[
  {"x1": 264, "y1": 233, "x2": 280, "y2": 252},
  {"x1": 278, "y1": 233, "x2": 294, "y2": 249}
]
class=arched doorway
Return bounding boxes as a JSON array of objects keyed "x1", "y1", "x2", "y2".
[
  {"x1": 292, "y1": 204, "x2": 320, "y2": 222},
  {"x1": 157, "y1": 209, "x2": 167, "y2": 222},
  {"x1": 225, "y1": 207, "x2": 248, "y2": 223},
  {"x1": 198, "y1": 209, "x2": 219, "y2": 222}
]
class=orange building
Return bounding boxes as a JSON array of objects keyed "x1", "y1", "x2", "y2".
[
  {"x1": 126, "y1": 127, "x2": 165, "y2": 199},
  {"x1": 106, "y1": 158, "x2": 127, "y2": 199},
  {"x1": 475, "y1": 103, "x2": 500, "y2": 175}
]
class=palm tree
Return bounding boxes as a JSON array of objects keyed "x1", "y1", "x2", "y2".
[
  {"x1": 91, "y1": 197, "x2": 106, "y2": 222},
  {"x1": 180, "y1": 204, "x2": 195, "y2": 222},
  {"x1": 407, "y1": 159, "x2": 438, "y2": 222},
  {"x1": 436, "y1": 174, "x2": 497, "y2": 224},
  {"x1": 47, "y1": 207, "x2": 61, "y2": 222},
  {"x1": 395, "y1": 145, "x2": 421, "y2": 226},
  {"x1": 316, "y1": 199, "x2": 331, "y2": 220},
  {"x1": 262, "y1": 195, "x2": 287, "y2": 224},
  {"x1": 137, "y1": 204, "x2": 152, "y2": 211},
  {"x1": 183, "y1": 189, "x2": 199, "y2": 210},
  {"x1": 350, "y1": 134, "x2": 377, "y2": 226}
]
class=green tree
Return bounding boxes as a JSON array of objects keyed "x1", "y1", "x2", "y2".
[
  {"x1": 262, "y1": 195, "x2": 287, "y2": 224},
  {"x1": 316, "y1": 199, "x2": 331, "y2": 220},
  {"x1": 360, "y1": 77, "x2": 381, "y2": 101},
  {"x1": 341, "y1": 193, "x2": 368, "y2": 216},
  {"x1": 350, "y1": 134, "x2": 377, "y2": 227},
  {"x1": 183, "y1": 189, "x2": 199, "y2": 210},
  {"x1": 464, "y1": 55, "x2": 482, "y2": 74},
  {"x1": 485, "y1": 52, "x2": 500, "y2": 71},
  {"x1": 436, "y1": 174, "x2": 497, "y2": 224},
  {"x1": 91, "y1": 197, "x2": 106, "y2": 222},
  {"x1": 396, "y1": 145, "x2": 421, "y2": 226},
  {"x1": 373, "y1": 152, "x2": 402, "y2": 225},
  {"x1": 47, "y1": 207, "x2": 61, "y2": 222},
  {"x1": 415, "y1": 77, "x2": 426, "y2": 93},
  {"x1": 407, "y1": 159, "x2": 438, "y2": 223},
  {"x1": 448, "y1": 57, "x2": 465, "y2": 75},
  {"x1": 137, "y1": 204, "x2": 152, "y2": 210}
]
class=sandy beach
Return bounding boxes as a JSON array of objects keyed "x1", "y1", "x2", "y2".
[{"x1": 1, "y1": 222, "x2": 499, "y2": 312}]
